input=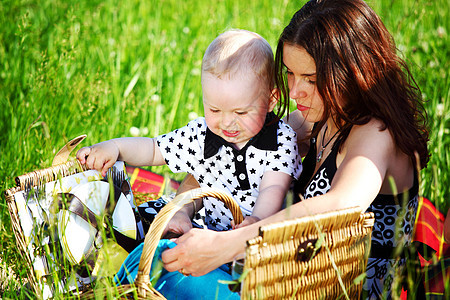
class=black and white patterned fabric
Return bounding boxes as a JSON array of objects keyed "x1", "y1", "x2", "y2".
[
  {"x1": 156, "y1": 113, "x2": 302, "y2": 231},
  {"x1": 304, "y1": 167, "x2": 331, "y2": 199},
  {"x1": 296, "y1": 129, "x2": 418, "y2": 300},
  {"x1": 363, "y1": 193, "x2": 418, "y2": 299},
  {"x1": 137, "y1": 194, "x2": 205, "y2": 235}
]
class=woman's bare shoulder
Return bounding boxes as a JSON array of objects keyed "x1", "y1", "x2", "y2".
[
  {"x1": 349, "y1": 119, "x2": 393, "y2": 140},
  {"x1": 344, "y1": 119, "x2": 396, "y2": 157}
]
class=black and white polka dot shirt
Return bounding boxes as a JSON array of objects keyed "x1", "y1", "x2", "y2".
[{"x1": 156, "y1": 113, "x2": 302, "y2": 231}]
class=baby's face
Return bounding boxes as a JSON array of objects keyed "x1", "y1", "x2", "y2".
[{"x1": 202, "y1": 72, "x2": 277, "y2": 150}]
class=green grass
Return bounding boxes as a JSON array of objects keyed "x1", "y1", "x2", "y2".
[{"x1": 0, "y1": 0, "x2": 448, "y2": 298}]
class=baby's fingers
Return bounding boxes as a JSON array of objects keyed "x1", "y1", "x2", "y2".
[
  {"x1": 101, "y1": 160, "x2": 116, "y2": 177},
  {"x1": 76, "y1": 147, "x2": 91, "y2": 164}
]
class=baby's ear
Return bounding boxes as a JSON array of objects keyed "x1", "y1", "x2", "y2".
[{"x1": 268, "y1": 88, "x2": 280, "y2": 112}]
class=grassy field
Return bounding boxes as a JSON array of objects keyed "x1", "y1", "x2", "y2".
[{"x1": 0, "y1": 0, "x2": 448, "y2": 298}]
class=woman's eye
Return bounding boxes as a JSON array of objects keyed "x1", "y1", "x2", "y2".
[
  {"x1": 305, "y1": 77, "x2": 316, "y2": 85},
  {"x1": 236, "y1": 111, "x2": 247, "y2": 115},
  {"x1": 210, "y1": 109, "x2": 219, "y2": 113},
  {"x1": 283, "y1": 68, "x2": 293, "y2": 76}
]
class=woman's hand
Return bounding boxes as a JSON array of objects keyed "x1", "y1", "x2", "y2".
[{"x1": 161, "y1": 228, "x2": 240, "y2": 276}]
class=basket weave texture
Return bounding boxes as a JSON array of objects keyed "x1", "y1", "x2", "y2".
[
  {"x1": 241, "y1": 207, "x2": 374, "y2": 299},
  {"x1": 4, "y1": 160, "x2": 86, "y2": 296}
]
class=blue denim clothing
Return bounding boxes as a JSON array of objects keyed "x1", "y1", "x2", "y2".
[{"x1": 115, "y1": 240, "x2": 240, "y2": 300}]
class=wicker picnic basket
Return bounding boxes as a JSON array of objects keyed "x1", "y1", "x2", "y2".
[
  {"x1": 241, "y1": 208, "x2": 375, "y2": 299},
  {"x1": 3, "y1": 135, "x2": 146, "y2": 298},
  {"x1": 4, "y1": 159, "x2": 88, "y2": 296}
]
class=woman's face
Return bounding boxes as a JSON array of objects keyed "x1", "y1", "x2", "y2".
[{"x1": 283, "y1": 44, "x2": 324, "y2": 123}]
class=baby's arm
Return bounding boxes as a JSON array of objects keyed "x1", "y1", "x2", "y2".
[
  {"x1": 235, "y1": 171, "x2": 292, "y2": 228},
  {"x1": 76, "y1": 137, "x2": 166, "y2": 176},
  {"x1": 163, "y1": 198, "x2": 204, "y2": 238}
]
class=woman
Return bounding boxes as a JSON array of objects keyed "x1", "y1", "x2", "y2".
[{"x1": 160, "y1": 0, "x2": 429, "y2": 298}]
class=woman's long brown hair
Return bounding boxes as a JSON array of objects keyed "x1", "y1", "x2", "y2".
[{"x1": 275, "y1": 0, "x2": 429, "y2": 168}]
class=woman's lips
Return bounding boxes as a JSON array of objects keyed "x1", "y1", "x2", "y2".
[
  {"x1": 297, "y1": 104, "x2": 309, "y2": 111},
  {"x1": 223, "y1": 130, "x2": 239, "y2": 137}
]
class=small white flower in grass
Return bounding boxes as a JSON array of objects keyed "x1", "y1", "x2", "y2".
[
  {"x1": 191, "y1": 68, "x2": 201, "y2": 76},
  {"x1": 271, "y1": 18, "x2": 281, "y2": 26},
  {"x1": 130, "y1": 126, "x2": 140, "y2": 137},
  {"x1": 151, "y1": 94, "x2": 160, "y2": 102},
  {"x1": 397, "y1": 44, "x2": 406, "y2": 53},
  {"x1": 170, "y1": 41, "x2": 177, "y2": 48},
  {"x1": 183, "y1": 27, "x2": 190, "y2": 34},
  {"x1": 188, "y1": 112, "x2": 198, "y2": 120},
  {"x1": 421, "y1": 42, "x2": 430, "y2": 53},
  {"x1": 141, "y1": 127, "x2": 149, "y2": 136},
  {"x1": 436, "y1": 103, "x2": 444, "y2": 117},
  {"x1": 108, "y1": 38, "x2": 116, "y2": 46},
  {"x1": 437, "y1": 26, "x2": 446, "y2": 38},
  {"x1": 188, "y1": 92, "x2": 195, "y2": 100},
  {"x1": 437, "y1": 128, "x2": 444, "y2": 140}
]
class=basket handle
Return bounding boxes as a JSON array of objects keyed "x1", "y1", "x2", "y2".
[
  {"x1": 134, "y1": 187, "x2": 244, "y2": 298},
  {"x1": 52, "y1": 134, "x2": 87, "y2": 166}
]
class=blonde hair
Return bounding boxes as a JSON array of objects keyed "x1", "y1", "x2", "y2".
[{"x1": 202, "y1": 29, "x2": 275, "y2": 93}]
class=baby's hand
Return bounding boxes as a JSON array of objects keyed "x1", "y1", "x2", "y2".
[
  {"x1": 233, "y1": 216, "x2": 261, "y2": 229},
  {"x1": 76, "y1": 140, "x2": 119, "y2": 176},
  {"x1": 163, "y1": 211, "x2": 193, "y2": 239}
]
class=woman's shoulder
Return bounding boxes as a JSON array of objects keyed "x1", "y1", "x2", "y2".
[
  {"x1": 346, "y1": 119, "x2": 415, "y2": 194},
  {"x1": 349, "y1": 119, "x2": 392, "y2": 139},
  {"x1": 344, "y1": 119, "x2": 396, "y2": 155}
]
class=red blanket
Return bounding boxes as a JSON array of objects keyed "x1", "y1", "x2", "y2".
[
  {"x1": 409, "y1": 197, "x2": 449, "y2": 298},
  {"x1": 126, "y1": 166, "x2": 180, "y2": 201}
]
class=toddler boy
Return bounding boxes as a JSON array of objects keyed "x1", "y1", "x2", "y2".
[{"x1": 77, "y1": 29, "x2": 302, "y2": 233}]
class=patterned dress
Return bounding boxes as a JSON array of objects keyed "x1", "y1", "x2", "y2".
[{"x1": 294, "y1": 128, "x2": 418, "y2": 300}]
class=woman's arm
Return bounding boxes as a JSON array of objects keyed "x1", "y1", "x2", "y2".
[{"x1": 162, "y1": 120, "x2": 396, "y2": 275}]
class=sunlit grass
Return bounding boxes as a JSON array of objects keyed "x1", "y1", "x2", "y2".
[{"x1": 0, "y1": 0, "x2": 448, "y2": 298}]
